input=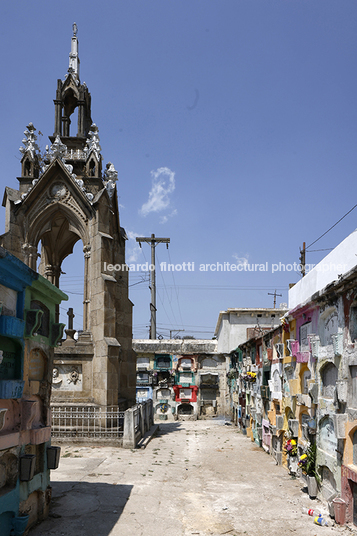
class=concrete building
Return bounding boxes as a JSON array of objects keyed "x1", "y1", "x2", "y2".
[
  {"x1": 133, "y1": 339, "x2": 227, "y2": 420},
  {"x1": 0, "y1": 247, "x2": 66, "y2": 535},
  {"x1": 214, "y1": 307, "x2": 288, "y2": 354},
  {"x1": 0, "y1": 25, "x2": 136, "y2": 411}
]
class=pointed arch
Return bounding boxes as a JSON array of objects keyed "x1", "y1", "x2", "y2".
[{"x1": 27, "y1": 202, "x2": 89, "y2": 250}]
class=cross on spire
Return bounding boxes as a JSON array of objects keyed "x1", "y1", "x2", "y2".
[{"x1": 68, "y1": 22, "x2": 80, "y2": 78}]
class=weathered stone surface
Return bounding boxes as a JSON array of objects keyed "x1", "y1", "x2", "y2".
[
  {"x1": 133, "y1": 339, "x2": 218, "y2": 354},
  {"x1": 0, "y1": 37, "x2": 136, "y2": 410},
  {"x1": 29, "y1": 421, "x2": 340, "y2": 536}
]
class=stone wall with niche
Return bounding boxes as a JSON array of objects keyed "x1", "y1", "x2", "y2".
[
  {"x1": 52, "y1": 364, "x2": 82, "y2": 391},
  {"x1": 0, "y1": 447, "x2": 20, "y2": 495},
  {"x1": 136, "y1": 387, "x2": 151, "y2": 400},
  {"x1": 316, "y1": 415, "x2": 341, "y2": 494},
  {"x1": 318, "y1": 301, "x2": 344, "y2": 360},
  {"x1": 51, "y1": 345, "x2": 94, "y2": 403},
  {"x1": 156, "y1": 387, "x2": 172, "y2": 400},
  {"x1": 137, "y1": 357, "x2": 150, "y2": 369},
  {"x1": 344, "y1": 351, "x2": 357, "y2": 410},
  {"x1": 200, "y1": 357, "x2": 218, "y2": 368}
]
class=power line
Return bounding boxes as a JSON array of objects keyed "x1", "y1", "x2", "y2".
[
  {"x1": 306, "y1": 248, "x2": 334, "y2": 252},
  {"x1": 60, "y1": 305, "x2": 83, "y2": 318},
  {"x1": 129, "y1": 273, "x2": 150, "y2": 287},
  {"x1": 306, "y1": 202, "x2": 357, "y2": 250},
  {"x1": 156, "y1": 249, "x2": 180, "y2": 328},
  {"x1": 157, "y1": 323, "x2": 215, "y2": 329},
  {"x1": 167, "y1": 248, "x2": 184, "y2": 328},
  {"x1": 131, "y1": 285, "x2": 287, "y2": 291},
  {"x1": 155, "y1": 278, "x2": 178, "y2": 330}
]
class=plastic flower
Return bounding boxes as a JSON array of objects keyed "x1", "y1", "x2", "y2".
[
  {"x1": 285, "y1": 438, "x2": 297, "y2": 456},
  {"x1": 298, "y1": 454, "x2": 308, "y2": 467}
]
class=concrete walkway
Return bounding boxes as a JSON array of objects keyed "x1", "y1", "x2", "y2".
[{"x1": 29, "y1": 420, "x2": 354, "y2": 536}]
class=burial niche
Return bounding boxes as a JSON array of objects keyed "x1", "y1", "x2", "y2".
[{"x1": 321, "y1": 362, "x2": 338, "y2": 398}]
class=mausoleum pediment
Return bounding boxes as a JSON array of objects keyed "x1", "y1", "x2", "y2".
[{"x1": 21, "y1": 158, "x2": 94, "y2": 217}]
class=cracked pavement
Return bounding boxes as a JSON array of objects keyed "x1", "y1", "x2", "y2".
[{"x1": 28, "y1": 420, "x2": 355, "y2": 536}]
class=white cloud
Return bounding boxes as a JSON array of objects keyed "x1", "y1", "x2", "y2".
[
  {"x1": 140, "y1": 167, "x2": 176, "y2": 217},
  {"x1": 126, "y1": 230, "x2": 142, "y2": 263},
  {"x1": 160, "y1": 209, "x2": 178, "y2": 224},
  {"x1": 232, "y1": 253, "x2": 249, "y2": 265}
]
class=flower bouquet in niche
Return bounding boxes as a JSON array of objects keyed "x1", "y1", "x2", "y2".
[
  {"x1": 247, "y1": 371, "x2": 257, "y2": 383},
  {"x1": 285, "y1": 438, "x2": 297, "y2": 457},
  {"x1": 298, "y1": 442, "x2": 320, "y2": 498},
  {"x1": 285, "y1": 438, "x2": 298, "y2": 475},
  {"x1": 241, "y1": 372, "x2": 257, "y2": 383}
]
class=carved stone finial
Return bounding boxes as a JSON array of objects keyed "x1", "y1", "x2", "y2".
[
  {"x1": 84, "y1": 123, "x2": 102, "y2": 161},
  {"x1": 103, "y1": 162, "x2": 118, "y2": 199},
  {"x1": 73, "y1": 22, "x2": 78, "y2": 37},
  {"x1": 49, "y1": 135, "x2": 67, "y2": 161},
  {"x1": 104, "y1": 162, "x2": 118, "y2": 182},
  {"x1": 19, "y1": 123, "x2": 39, "y2": 161}
]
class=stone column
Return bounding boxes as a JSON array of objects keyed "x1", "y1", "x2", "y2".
[
  {"x1": 77, "y1": 100, "x2": 85, "y2": 137},
  {"x1": 44, "y1": 264, "x2": 61, "y2": 322},
  {"x1": 44, "y1": 265, "x2": 60, "y2": 287},
  {"x1": 62, "y1": 116, "x2": 70, "y2": 137},
  {"x1": 22, "y1": 243, "x2": 38, "y2": 270},
  {"x1": 54, "y1": 100, "x2": 62, "y2": 136},
  {"x1": 83, "y1": 245, "x2": 91, "y2": 331},
  {"x1": 54, "y1": 79, "x2": 63, "y2": 136}
]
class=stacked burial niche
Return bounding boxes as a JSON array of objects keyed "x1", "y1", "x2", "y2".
[{"x1": 0, "y1": 24, "x2": 136, "y2": 409}]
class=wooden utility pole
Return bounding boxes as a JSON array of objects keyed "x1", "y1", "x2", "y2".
[
  {"x1": 268, "y1": 290, "x2": 282, "y2": 308},
  {"x1": 136, "y1": 234, "x2": 170, "y2": 339},
  {"x1": 300, "y1": 242, "x2": 306, "y2": 277}
]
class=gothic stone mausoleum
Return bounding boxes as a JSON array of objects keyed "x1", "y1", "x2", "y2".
[{"x1": 0, "y1": 24, "x2": 136, "y2": 409}]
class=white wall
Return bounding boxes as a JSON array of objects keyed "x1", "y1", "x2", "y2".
[
  {"x1": 289, "y1": 229, "x2": 357, "y2": 310},
  {"x1": 216, "y1": 310, "x2": 285, "y2": 353}
]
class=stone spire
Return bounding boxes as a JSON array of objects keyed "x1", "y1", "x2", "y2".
[
  {"x1": 68, "y1": 22, "x2": 80, "y2": 79},
  {"x1": 19, "y1": 123, "x2": 40, "y2": 180},
  {"x1": 53, "y1": 24, "x2": 92, "y2": 139}
]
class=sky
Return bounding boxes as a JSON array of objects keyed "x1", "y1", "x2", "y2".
[{"x1": 0, "y1": 1, "x2": 356, "y2": 339}]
